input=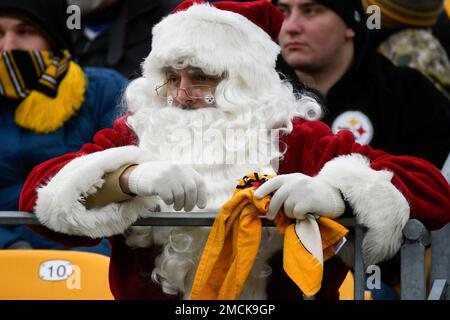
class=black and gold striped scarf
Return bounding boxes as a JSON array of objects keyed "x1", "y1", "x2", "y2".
[{"x1": 0, "y1": 50, "x2": 87, "y2": 133}]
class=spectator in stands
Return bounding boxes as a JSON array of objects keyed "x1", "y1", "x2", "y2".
[
  {"x1": 276, "y1": 0, "x2": 450, "y2": 299},
  {"x1": 275, "y1": 0, "x2": 450, "y2": 171},
  {"x1": 362, "y1": 0, "x2": 450, "y2": 99},
  {"x1": 19, "y1": 0, "x2": 450, "y2": 300},
  {"x1": 0, "y1": 0, "x2": 127, "y2": 254},
  {"x1": 68, "y1": 0, "x2": 165, "y2": 79}
]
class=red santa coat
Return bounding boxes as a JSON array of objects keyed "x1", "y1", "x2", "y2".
[{"x1": 19, "y1": 116, "x2": 450, "y2": 300}]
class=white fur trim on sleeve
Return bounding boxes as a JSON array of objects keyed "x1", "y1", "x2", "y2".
[
  {"x1": 35, "y1": 146, "x2": 157, "y2": 238},
  {"x1": 317, "y1": 154, "x2": 410, "y2": 265}
]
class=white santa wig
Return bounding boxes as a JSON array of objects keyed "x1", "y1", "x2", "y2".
[
  {"x1": 122, "y1": 0, "x2": 322, "y2": 299},
  {"x1": 126, "y1": 0, "x2": 321, "y2": 135}
]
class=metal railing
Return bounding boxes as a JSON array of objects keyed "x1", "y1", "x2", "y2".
[{"x1": 0, "y1": 211, "x2": 448, "y2": 300}]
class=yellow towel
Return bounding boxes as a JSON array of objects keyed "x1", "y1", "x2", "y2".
[
  {"x1": 283, "y1": 217, "x2": 348, "y2": 297},
  {"x1": 190, "y1": 173, "x2": 348, "y2": 300}
]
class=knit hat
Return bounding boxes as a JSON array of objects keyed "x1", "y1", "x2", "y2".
[
  {"x1": 362, "y1": 0, "x2": 444, "y2": 28},
  {"x1": 0, "y1": 0, "x2": 74, "y2": 52},
  {"x1": 142, "y1": 0, "x2": 285, "y2": 88},
  {"x1": 315, "y1": 0, "x2": 365, "y2": 32}
]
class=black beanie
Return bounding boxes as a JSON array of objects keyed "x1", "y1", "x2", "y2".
[
  {"x1": 315, "y1": 0, "x2": 365, "y2": 32},
  {"x1": 0, "y1": 0, "x2": 74, "y2": 53}
]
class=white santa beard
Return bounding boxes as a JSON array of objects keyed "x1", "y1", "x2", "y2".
[
  {"x1": 130, "y1": 106, "x2": 281, "y2": 209},
  {"x1": 126, "y1": 105, "x2": 287, "y2": 299}
]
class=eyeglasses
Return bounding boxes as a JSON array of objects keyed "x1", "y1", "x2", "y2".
[{"x1": 155, "y1": 82, "x2": 215, "y2": 99}]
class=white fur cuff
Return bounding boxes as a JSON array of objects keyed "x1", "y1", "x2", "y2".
[
  {"x1": 35, "y1": 146, "x2": 157, "y2": 238},
  {"x1": 317, "y1": 154, "x2": 410, "y2": 265}
]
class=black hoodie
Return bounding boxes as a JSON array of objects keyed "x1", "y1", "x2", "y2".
[{"x1": 277, "y1": 34, "x2": 450, "y2": 169}]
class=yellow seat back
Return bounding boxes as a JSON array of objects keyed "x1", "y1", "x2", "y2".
[
  {"x1": 0, "y1": 250, "x2": 113, "y2": 300},
  {"x1": 339, "y1": 271, "x2": 373, "y2": 300},
  {"x1": 339, "y1": 270, "x2": 355, "y2": 300},
  {"x1": 0, "y1": 250, "x2": 376, "y2": 300}
]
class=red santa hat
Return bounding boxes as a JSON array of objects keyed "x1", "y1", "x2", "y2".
[
  {"x1": 142, "y1": 0, "x2": 285, "y2": 88},
  {"x1": 171, "y1": 0, "x2": 283, "y2": 42}
]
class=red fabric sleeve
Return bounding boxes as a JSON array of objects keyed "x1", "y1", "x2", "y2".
[
  {"x1": 279, "y1": 118, "x2": 450, "y2": 230},
  {"x1": 279, "y1": 119, "x2": 450, "y2": 299},
  {"x1": 18, "y1": 116, "x2": 137, "y2": 247}
]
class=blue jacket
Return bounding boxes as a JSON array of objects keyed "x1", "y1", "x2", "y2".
[{"x1": 0, "y1": 67, "x2": 128, "y2": 250}]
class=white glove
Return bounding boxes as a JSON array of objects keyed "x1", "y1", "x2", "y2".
[
  {"x1": 128, "y1": 161, "x2": 207, "y2": 212},
  {"x1": 254, "y1": 173, "x2": 345, "y2": 220}
]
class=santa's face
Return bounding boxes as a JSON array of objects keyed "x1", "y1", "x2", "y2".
[
  {"x1": 155, "y1": 66, "x2": 223, "y2": 110},
  {"x1": 127, "y1": 70, "x2": 286, "y2": 209},
  {"x1": 125, "y1": 58, "x2": 322, "y2": 209}
]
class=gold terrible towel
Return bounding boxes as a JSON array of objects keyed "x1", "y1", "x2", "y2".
[{"x1": 190, "y1": 173, "x2": 348, "y2": 299}]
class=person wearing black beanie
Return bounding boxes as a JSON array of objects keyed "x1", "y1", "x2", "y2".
[
  {"x1": 276, "y1": 0, "x2": 450, "y2": 299},
  {"x1": 0, "y1": 0, "x2": 128, "y2": 256},
  {"x1": 276, "y1": 0, "x2": 449, "y2": 170},
  {"x1": 0, "y1": 0, "x2": 74, "y2": 53}
]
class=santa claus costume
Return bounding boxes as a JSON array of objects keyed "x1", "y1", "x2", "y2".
[{"x1": 19, "y1": 0, "x2": 450, "y2": 300}]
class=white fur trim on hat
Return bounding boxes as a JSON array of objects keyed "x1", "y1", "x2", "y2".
[
  {"x1": 35, "y1": 146, "x2": 157, "y2": 238},
  {"x1": 317, "y1": 154, "x2": 410, "y2": 265},
  {"x1": 143, "y1": 3, "x2": 281, "y2": 89}
]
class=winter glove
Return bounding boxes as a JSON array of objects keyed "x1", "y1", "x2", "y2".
[
  {"x1": 254, "y1": 173, "x2": 345, "y2": 220},
  {"x1": 128, "y1": 161, "x2": 208, "y2": 211}
]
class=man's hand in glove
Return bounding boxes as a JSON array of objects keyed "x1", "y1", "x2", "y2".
[
  {"x1": 254, "y1": 173, "x2": 345, "y2": 220},
  {"x1": 121, "y1": 161, "x2": 208, "y2": 211}
]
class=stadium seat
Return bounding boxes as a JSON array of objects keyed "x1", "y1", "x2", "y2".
[
  {"x1": 338, "y1": 271, "x2": 373, "y2": 300},
  {"x1": 339, "y1": 271, "x2": 355, "y2": 300},
  {"x1": 0, "y1": 250, "x2": 113, "y2": 300}
]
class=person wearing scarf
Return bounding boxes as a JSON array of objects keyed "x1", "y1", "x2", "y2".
[{"x1": 0, "y1": 0, "x2": 127, "y2": 254}]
